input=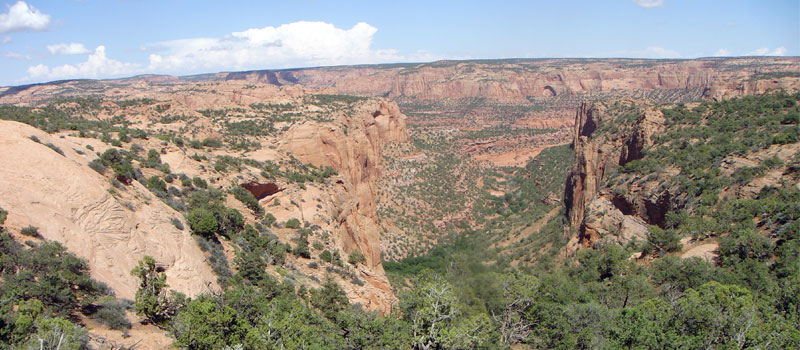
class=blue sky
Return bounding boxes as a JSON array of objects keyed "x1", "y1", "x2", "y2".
[{"x1": 0, "y1": 0, "x2": 797, "y2": 86}]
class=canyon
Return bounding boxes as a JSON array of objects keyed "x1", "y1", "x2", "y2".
[{"x1": 0, "y1": 57, "x2": 799, "y2": 348}]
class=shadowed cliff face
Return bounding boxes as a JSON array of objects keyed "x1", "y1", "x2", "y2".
[
  {"x1": 564, "y1": 100, "x2": 669, "y2": 249},
  {"x1": 242, "y1": 182, "x2": 281, "y2": 199}
]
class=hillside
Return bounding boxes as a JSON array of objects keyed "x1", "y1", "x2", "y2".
[
  {"x1": 384, "y1": 91, "x2": 800, "y2": 349},
  {"x1": 0, "y1": 81, "x2": 411, "y2": 348}
]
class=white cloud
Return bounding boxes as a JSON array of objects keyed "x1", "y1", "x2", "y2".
[
  {"x1": 3, "y1": 51, "x2": 31, "y2": 60},
  {"x1": 26, "y1": 63, "x2": 48, "y2": 77},
  {"x1": 0, "y1": 36, "x2": 10, "y2": 44},
  {"x1": 0, "y1": 1, "x2": 50, "y2": 34},
  {"x1": 27, "y1": 45, "x2": 139, "y2": 80},
  {"x1": 24, "y1": 21, "x2": 440, "y2": 82},
  {"x1": 713, "y1": 48, "x2": 731, "y2": 57},
  {"x1": 615, "y1": 46, "x2": 681, "y2": 58},
  {"x1": 633, "y1": 0, "x2": 664, "y2": 9},
  {"x1": 145, "y1": 21, "x2": 408, "y2": 73},
  {"x1": 748, "y1": 46, "x2": 787, "y2": 56},
  {"x1": 47, "y1": 42, "x2": 90, "y2": 55}
]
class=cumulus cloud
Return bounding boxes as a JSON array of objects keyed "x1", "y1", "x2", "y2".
[
  {"x1": 713, "y1": 48, "x2": 731, "y2": 57},
  {"x1": 47, "y1": 42, "x2": 91, "y2": 55},
  {"x1": 27, "y1": 45, "x2": 139, "y2": 80},
  {"x1": 145, "y1": 21, "x2": 407, "y2": 73},
  {"x1": 748, "y1": 47, "x2": 787, "y2": 56},
  {"x1": 0, "y1": 1, "x2": 50, "y2": 34},
  {"x1": 633, "y1": 0, "x2": 664, "y2": 8},
  {"x1": 25, "y1": 21, "x2": 439, "y2": 82}
]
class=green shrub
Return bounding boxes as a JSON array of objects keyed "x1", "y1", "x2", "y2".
[
  {"x1": 99, "y1": 148, "x2": 135, "y2": 183},
  {"x1": 142, "y1": 149, "x2": 162, "y2": 168},
  {"x1": 293, "y1": 240, "x2": 311, "y2": 259},
  {"x1": 146, "y1": 176, "x2": 167, "y2": 195},
  {"x1": 641, "y1": 226, "x2": 682, "y2": 257},
  {"x1": 130, "y1": 256, "x2": 187, "y2": 325},
  {"x1": 192, "y1": 176, "x2": 208, "y2": 189},
  {"x1": 20, "y1": 225, "x2": 41, "y2": 238},
  {"x1": 181, "y1": 177, "x2": 193, "y2": 187},
  {"x1": 348, "y1": 249, "x2": 367, "y2": 265},
  {"x1": 187, "y1": 208, "x2": 218, "y2": 236},
  {"x1": 23, "y1": 317, "x2": 88, "y2": 350},
  {"x1": 332, "y1": 249, "x2": 343, "y2": 267},
  {"x1": 285, "y1": 218, "x2": 301, "y2": 229},
  {"x1": 202, "y1": 138, "x2": 223, "y2": 148},
  {"x1": 320, "y1": 250, "x2": 332, "y2": 263},
  {"x1": 718, "y1": 228, "x2": 774, "y2": 266},
  {"x1": 262, "y1": 213, "x2": 277, "y2": 225},
  {"x1": 0, "y1": 206, "x2": 7, "y2": 226},
  {"x1": 230, "y1": 186, "x2": 264, "y2": 216}
]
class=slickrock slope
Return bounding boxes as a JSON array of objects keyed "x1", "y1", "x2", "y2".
[{"x1": 0, "y1": 120, "x2": 218, "y2": 299}]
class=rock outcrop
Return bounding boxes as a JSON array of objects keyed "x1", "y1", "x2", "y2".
[
  {"x1": 277, "y1": 99, "x2": 408, "y2": 311},
  {"x1": 0, "y1": 120, "x2": 218, "y2": 299},
  {"x1": 564, "y1": 101, "x2": 667, "y2": 248}
]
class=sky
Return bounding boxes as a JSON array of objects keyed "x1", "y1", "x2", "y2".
[{"x1": 0, "y1": 0, "x2": 797, "y2": 86}]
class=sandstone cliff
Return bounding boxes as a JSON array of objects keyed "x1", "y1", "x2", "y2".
[
  {"x1": 274, "y1": 99, "x2": 408, "y2": 311},
  {"x1": 220, "y1": 57, "x2": 800, "y2": 103},
  {"x1": 564, "y1": 99, "x2": 701, "y2": 250}
]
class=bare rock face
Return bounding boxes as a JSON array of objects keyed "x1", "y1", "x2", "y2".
[
  {"x1": 564, "y1": 101, "x2": 667, "y2": 248},
  {"x1": 0, "y1": 120, "x2": 218, "y2": 299},
  {"x1": 279, "y1": 99, "x2": 408, "y2": 311},
  {"x1": 280, "y1": 100, "x2": 409, "y2": 260}
]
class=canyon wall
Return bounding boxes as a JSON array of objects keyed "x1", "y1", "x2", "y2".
[
  {"x1": 220, "y1": 57, "x2": 800, "y2": 103},
  {"x1": 278, "y1": 99, "x2": 409, "y2": 311},
  {"x1": 564, "y1": 101, "x2": 667, "y2": 248}
]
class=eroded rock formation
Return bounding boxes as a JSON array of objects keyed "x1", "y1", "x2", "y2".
[
  {"x1": 564, "y1": 100, "x2": 667, "y2": 248},
  {"x1": 280, "y1": 100, "x2": 409, "y2": 271},
  {"x1": 242, "y1": 181, "x2": 281, "y2": 199}
]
